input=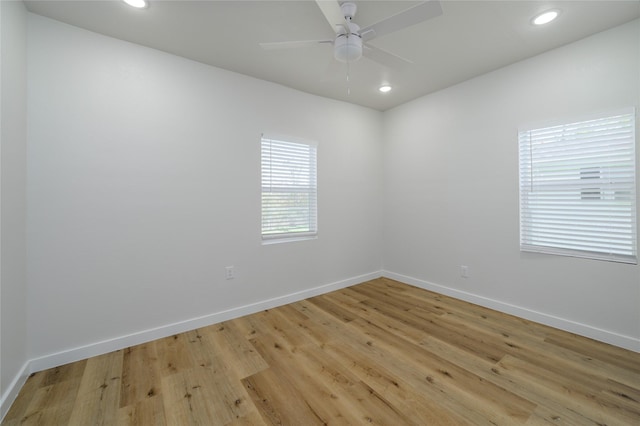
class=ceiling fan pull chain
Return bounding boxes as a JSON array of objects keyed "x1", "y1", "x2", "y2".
[{"x1": 346, "y1": 60, "x2": 351, "y2": 95}]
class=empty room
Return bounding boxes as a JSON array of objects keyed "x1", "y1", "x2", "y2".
[{"x1": 1, "y1": 0, "x2": 639, "y2": 424}]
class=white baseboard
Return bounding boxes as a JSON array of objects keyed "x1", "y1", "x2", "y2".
[
  {"x1": 0, "y1": 361, "x2": 29, "y2": 422},
  {"x1": 27, "y1": 270, "x2": 383, "y2": 374},
  {"x1": 383, "y1": 270, "x2": 640, "y2": 353}
]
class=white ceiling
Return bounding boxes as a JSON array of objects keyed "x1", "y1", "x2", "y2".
[{"x1": 24, "y1": 0, "x2": 640, "y2": 111}]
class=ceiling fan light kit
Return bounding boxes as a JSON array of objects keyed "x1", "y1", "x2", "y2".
[{"x1": 334, "y1": 25, "x2": 363, "y2": 63}]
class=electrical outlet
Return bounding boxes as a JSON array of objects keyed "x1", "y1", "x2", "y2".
[
  {"x1": 460, "y1": 265, "x2": 469, "y2": 278},
  {"x1": 225, "y1": 266, "x2": 235, "y2": 280}
]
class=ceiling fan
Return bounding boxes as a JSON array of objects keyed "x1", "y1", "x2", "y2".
[{"x1": 260, "y1": 0, "x2": 443, "y2": 68}]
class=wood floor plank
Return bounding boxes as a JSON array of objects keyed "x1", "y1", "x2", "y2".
[
  {"x1": 242, "y1": 366, "x2": 326, "y2": 425},
  {"x1": 294, "y1": 297, "x2": 516, "y2": 424},
  {"x1": 306, "y1": 294, "x2": 360, "y2": 322},
  {"x1": 545, "y1": 334, "x2": 640, "y2": 374},
  {"x1": 11, "y1": 376, "x2": 81, "y2": 426},
  {"x1": 224, "y1": 407, "x2": 267, "y2": 426},
  {"x1": 375, "y1": 278, "x2": 551, "y2": 342},
  {"x1": 4, "y1": 278, "x2": 640, "y2": 425},
  {"x1": 287, "y1": 343, "x2": 418, "y2": 425},
  {"x1": 523, "y1": 405, "x2": 588, "y2": 426},
  {"x1": 359, "y1": 293, "x2": 508, "y2": 363},
  {"x1": 439, "y1": 309, "x2": 640, "y2": 404},
  {"x1": 321, "y1": 329, "x2": 497, "y2": 425},
  {"x1": 41, "y1": 361, "x2": 87, "y2": 388},
  {"x1": 418, "y1": 335, "x2": 616, "y2": 425},
  {"x1": 117, "y1": 394, "x2": 167, "y2": 426},
  {"x1": 206, "y1": 321, "x2": 269, "y2": 379},
  {"x1": 120, "y1": 342, "x2": 162, "y2": 408},
  {"x1": 443, "y1": 311, "x2": 640, "y2": 389},
  {"x1": 248, "y1": 335, "x2": 365, "y2": 425},
  {"x1": 345, "y1": 317, "x2": 537, "y2": 424},
  {"x1": 67, "y1": 350, "x2": 123, "y2": 426},
  {"x1": 161, "y1": 364, "x2": 252, "y2": 425},
  {"x1": 498, "y1": 354, "x2": 640, "y2": 425},
  {"x1": 2, "y1": 372, "x2": 46, "y2": 425},
  {"x1": 320, "y1": 338, "x2": 472, "y2": 425},
  {"x1": 154, "y1": 332, "x2": 196, "y2": 378},
  {"x1": 330, "y1": 287, "x2": 371, "y2": 303},
  {"x1": 160, "y1": 368, "x2": 221, "y2": 425},
  {"x1": 350, "y1": 280, "x2": 448, "y2": 317}
]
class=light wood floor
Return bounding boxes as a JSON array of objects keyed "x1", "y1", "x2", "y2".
[{"x1": 4, "y1": 278, "x2": 640, "y2": 425}]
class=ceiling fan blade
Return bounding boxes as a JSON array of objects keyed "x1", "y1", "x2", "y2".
[
  {"x1": 360, "y1": 0, "x2": 443, "y2": 42},
  {"x1": 260, "y1": 40, "x2": 333, "y2": 50},
  {"x1": 315, "y1": 0, "x2": 349, "y2": 34},
  {"x1": 363, "y1": 44, "x2": 413, "y2": 69}
]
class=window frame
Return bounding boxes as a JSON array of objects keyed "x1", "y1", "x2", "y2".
[
  {"x1": 518, "y1": 108, "x2": 638, "y2": 264},
  {"x1": 260, "y1": 134, "x2": 318, "y2": 244}
]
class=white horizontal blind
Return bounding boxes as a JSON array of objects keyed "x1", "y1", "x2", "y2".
[
  {"x1": 261, "y1": 136, "x2": 317, "y2": 241},
  {"x1": 519, "y1": 110, "x2": 637, "y2": 264}
]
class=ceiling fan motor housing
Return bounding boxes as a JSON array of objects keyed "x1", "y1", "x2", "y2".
[{"x1": 340, "y1": 2, "x2": 357, "y2": 20}]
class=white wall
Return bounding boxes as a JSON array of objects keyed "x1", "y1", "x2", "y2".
[
  {"x1": 383, "y1": 20, "x2": 640, "y2": 351},
  {"x1": 26, "y1": 14, "x2": 382, "y2": 364},
  {"x1": 0, "y1": 0, "x2": 28, "y2": 417}
]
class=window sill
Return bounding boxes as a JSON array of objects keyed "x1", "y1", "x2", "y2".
[{"x1": 262, "y1": 235, "x2": 317, "y2": 245}]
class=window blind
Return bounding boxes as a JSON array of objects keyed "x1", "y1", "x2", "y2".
[
  {"x1": 518, "y1": 110, "x2": 637, "y2": 264},
  {"x1": 261, "y1": 136, "x2": 317, "y2": 241}
]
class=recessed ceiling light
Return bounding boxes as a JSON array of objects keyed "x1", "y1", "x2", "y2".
[
  {"x1": 533, "y1": 10, "x2": 559, "y2": 26},
  {"x1": 123, "y1": 0, "x2": 148, "y2": 9},
  {"x1": 379, "y1": 85, "x2": 392, "y2": 93}
]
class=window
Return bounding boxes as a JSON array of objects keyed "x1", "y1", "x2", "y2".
[
  {"x1": 518, "y1": 110, "x2": 637, "y2": 264},
  {"x1": 261, "y1": 135, "x2": 317, "y2": 242}
]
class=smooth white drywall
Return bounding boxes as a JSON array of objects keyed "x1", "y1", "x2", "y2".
[
  {"x1": 1, "y1": 0, "x2": 28, "y2": 416},
  {"x1": 383, "y1": 20, "x2": 640, "y2": 349},
  {"x1": 27, "y1": 14, "x2": 382, "y2": 360}
]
